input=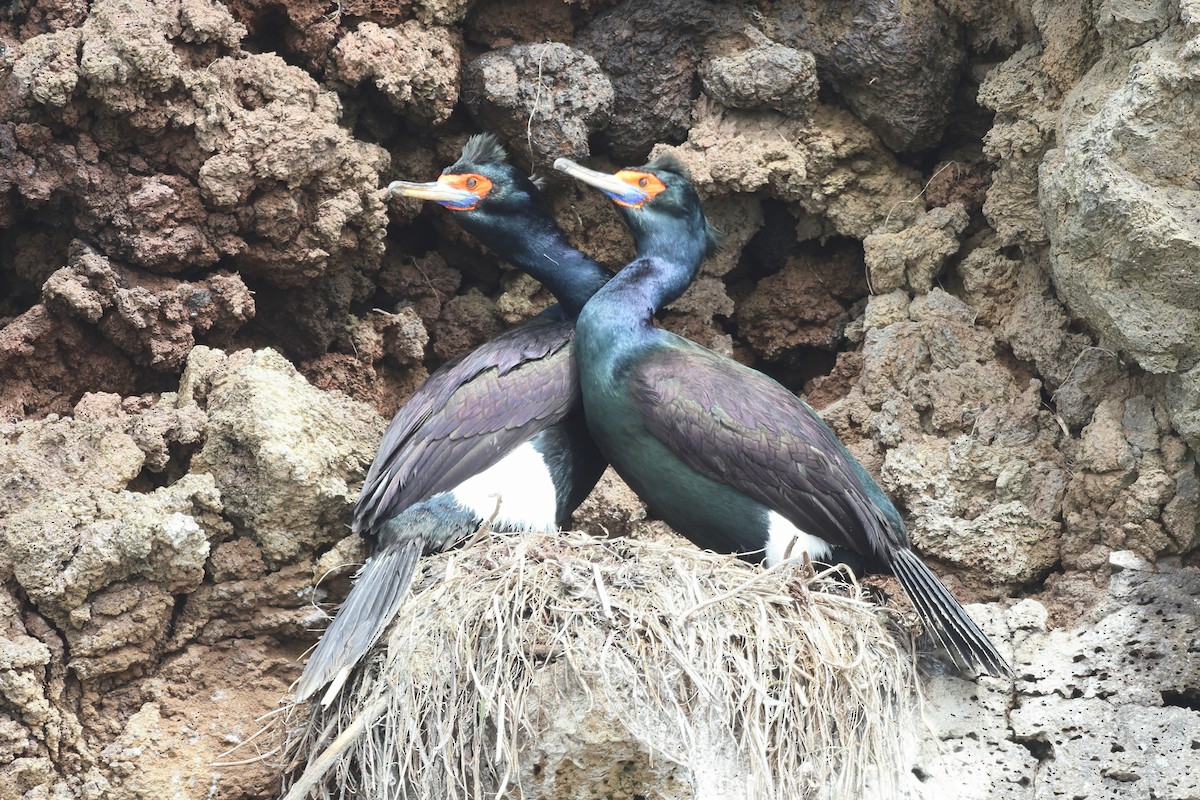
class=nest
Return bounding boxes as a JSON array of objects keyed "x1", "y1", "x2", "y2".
[{"x1": 278, "y1": 531, "x2": 920, "y2": 800}]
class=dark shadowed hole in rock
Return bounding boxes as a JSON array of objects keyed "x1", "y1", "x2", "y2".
[
  {"x1": 0, "y1": 211, "x2": 73, "y2": 317},
  {"x1": 735, "y1": 199, "x2": 799, "y2": 282},
  {"x1": 1037, "y1": 380, "x2": 1072, "y2": 426},
  {"x1": 756, "y1": 348, "x2": 838, "y2": 395},
  {"x1": 998, "y1": 243, "x2": 1025, "y2": 262},
  {"x1": 126, "y1": 441, "x2": 200, "y2": 493},
  {"x1": 238, "y1": 6, "x2": 306, "y2": 69},
  {"x1": 992, "y1": 341, "x2": 1040, "y2": 387},
  {"x1": 585, "y1": 130, "x2": 607, "y2": 166},
  {"x1": 249, "y1": 279, "x2": 349, "y2": 361},
  {"x1": 1016, "y1": 559, "x2": 1062, "y2": 597},
  {"x1": 0, "y1": 229, "x2": 24, "y2": 316},
  {"x1": 340, "y1": 82, "x2": 409, "y2": 146},
  {"x1": 894, "y1": 145, "x2": 942, "y2": 175},
  {"x1": 310, "y1": 537, "x2": 347, "y2": 562},
  {"x1": 1016, "y1": 736, "x2": 1054, "y2": 762},
  {"x1": 912, "y1": 766, "x2": 930, "y2": 782},
  {"x1": 728, "y1": 229, "x2": 866, "y2": 394},
  {"x1": 814, "y1": 79, "x2": 844, "y2": 117},
  {"x1": 389, "y1": 217, "x2": 442, "y2": 259},
  {"x1": 1064, "y1": 317, "x2": 1094, "y2": 338},
  {"x1": 125, "y1": 468, "x2": 162, "y2": 494},
  {"x1": 166, "y1": 592, "x2": 189, "y2": 640},
  {"x1": 445, "y1": 239, "x2": 504, "y2": 295},
  {"x1": 0, "y1": 271, "x2": 19, "y2": 318},
  {"x1": 358, "y1": 231, "x2": 441, "y2": 317},
  {"x1": 1161, "y1": 690, "x2": 1200, "y2": 712}
]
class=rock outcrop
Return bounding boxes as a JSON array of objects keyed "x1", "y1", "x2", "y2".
[{"x1": 1, "y1": 0, "x2": 1198, "y2": 797}]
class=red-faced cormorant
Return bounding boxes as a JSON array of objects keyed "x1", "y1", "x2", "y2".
[
  {"x1": 554, "y1": 154, "x2": 1011, "y2": 677},
  {"x1": 292, "y1": 135, "x2": 611, "y2": 704}
]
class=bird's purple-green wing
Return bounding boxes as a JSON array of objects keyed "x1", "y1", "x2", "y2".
[
  {"x1": 353, "y1": 315, "x2": 580, "y2": 536},
  {"x1": 628, "y1": 342, "x2": 904, "y2": 560}
]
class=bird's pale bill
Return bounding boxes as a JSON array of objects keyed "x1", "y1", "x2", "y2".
[
  {"x1": 388, "y1": 173, "x2": 494, "y2": 211},
  {"x1": 553, "y1": 158, "x2": 666, "y2": 208}
]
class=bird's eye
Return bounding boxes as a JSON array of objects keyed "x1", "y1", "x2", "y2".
[
  {"x1": 466, "y1": 177, "x2": 478, "y2": 189},
  {"x1": 612, "y1": 169, "x2": 667, "y2": 207}
]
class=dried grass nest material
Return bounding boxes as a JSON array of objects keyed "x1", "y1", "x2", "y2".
[{"x1": 280, "y1": 530, "x2": 921, "y2": 800}]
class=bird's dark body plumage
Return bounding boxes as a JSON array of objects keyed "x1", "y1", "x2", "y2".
[
  {"x1": 627, "y1": 344, "x2": 899, "y2": 560},
  {"x1": 293, "y1": 136, "x2": 610, "y2": 704},
  {"x1": 557, "y1": 155, "x2": 1011, "y2": 678},
  {"x1": 353, "y1": 313, "x2": 581, "y2": 536}
]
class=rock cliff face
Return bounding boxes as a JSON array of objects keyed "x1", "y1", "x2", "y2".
[{"x1": 0, "y1": 0, "x2": 1197, "y2": 798}]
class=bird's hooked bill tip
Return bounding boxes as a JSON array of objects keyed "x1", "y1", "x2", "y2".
[
  {"x1": 386, "y1": 179, "x2": 434, "y2": 196},
  {"x1": 553, "y1": 158, "x2": 612, "y2": 183}
]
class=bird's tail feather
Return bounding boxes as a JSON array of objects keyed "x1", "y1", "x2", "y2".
[
  {"x1": 890, "y1": 548, "x2": 1012, "y2": 678},
  {"x1": 292, "y1": 536, "x2": 425, "y2": 705}
]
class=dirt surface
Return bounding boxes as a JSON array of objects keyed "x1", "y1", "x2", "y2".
[{"x1": 1, "y1": 0, "x2": 1198, "y2": 797}]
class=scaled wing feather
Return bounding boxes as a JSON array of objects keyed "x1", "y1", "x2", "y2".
[
  {"x1": 354, "y1": 316, "x2": 579, "y2": 536},
  {"x1": 629, "y1": 341, "x2": 903, "y2": 560}
]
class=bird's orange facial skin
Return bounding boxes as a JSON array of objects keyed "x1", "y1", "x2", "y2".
[
  {"x1": 612, "y1": 170, "x2": 667, "y2": 207},
  {"x1": 437, "y1": 173, "x2": 494, "y2": 210}
]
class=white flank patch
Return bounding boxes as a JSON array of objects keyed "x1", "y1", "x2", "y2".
[
  {"x1": 449, "y1": 441, "x2": 560, "y2": 533},
  {"x1": 765, "y1": 511, "x2": 833, "y2": 566}
]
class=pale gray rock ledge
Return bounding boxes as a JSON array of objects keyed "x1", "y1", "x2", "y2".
[{"x1": 895, "y1": 551, "x2": 1200, "y2": 800}]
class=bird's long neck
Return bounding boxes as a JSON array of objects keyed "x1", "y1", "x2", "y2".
[
  {"x1": 579, "y1": 257, "x2": 682, "y2": 328},
  {"x1": 484, "y1": 218, "x2": 610, "y2": 318},
  {"x1": 578, "y1": 217, "x2": 706, "y2": 328},
  {"x1": 576, "y1": 238, "x2": 705, "y2": 380}
]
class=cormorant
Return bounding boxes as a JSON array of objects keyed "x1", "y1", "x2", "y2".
[
  {"x1": 554, "y1": 154, "x2": 1011, "y2": 677},
  {"x1": 292, "y1": 135, "x2": 611, "y2": 704}
]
